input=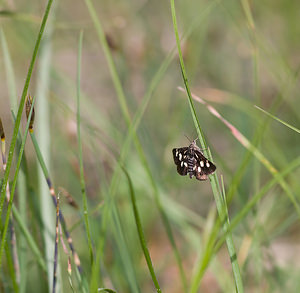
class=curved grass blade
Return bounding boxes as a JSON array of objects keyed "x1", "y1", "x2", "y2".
[
  {"x1": 255, "y1": 105, "x2": 300, "y2": 133},
  {"x1": 184, "y1": 89, "x2": 300, "y2": 219},
  {"x1": 121, "y1": 166, "x2": 162, "y2": 293}
]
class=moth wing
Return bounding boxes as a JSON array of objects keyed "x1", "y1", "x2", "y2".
[
  {"x1": 177, "y1": 162, "x2": 188, "y2": 176},
  {"x1": 172, "y1": 147, "x2": 188, "y2": 176},
  {"x1": 194, "y1": 150, "x2": 216, "y2": 181},
  {"x1": 172, "y1": 147, "x2": 188, "y2": 165},
  {"x1": 195, "y1": 171, "x2": 208, "y2": 181}
]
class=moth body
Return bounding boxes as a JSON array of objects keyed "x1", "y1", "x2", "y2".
[{"x1": 172, "y1": 140, "x2": 216, "y2": 181}]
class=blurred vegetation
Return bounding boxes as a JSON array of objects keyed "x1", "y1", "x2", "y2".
[{"x1": 0, "y1": 0, "x2": 299, "y2": 292}]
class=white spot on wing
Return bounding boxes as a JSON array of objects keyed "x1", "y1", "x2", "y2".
[
  {"x1": 179, "y1": 153, "x2": 182, "y2": 161},
  {"x1": 184, "y1": 162, "x2": 188, "y2": 167},
  {"x1": 193, "y1": 165, "x2": 196, "y2": 170},
  {"x1": 206, "y1": 161, "x2": 210, "y2": 168},
  {"x1": 200, "y1": 161, "x2": 204, "y2": 167},
  {"x1": 175, "y1": 150, "x2": 178, "y2": 157},
  {"x1": 181, "y1": 161, "x2": 184, "y2": 167},
  {"x1": 198, "y1": 167, "x2": 201, "y2": 173}
]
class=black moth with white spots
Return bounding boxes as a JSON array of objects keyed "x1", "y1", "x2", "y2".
[{"x1": 172, "y1": 140, "x2": 216, "y2": 181}]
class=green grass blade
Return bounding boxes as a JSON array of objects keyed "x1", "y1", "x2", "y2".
[
  {"x1": 255, "y1": 105, "x2": 300, "y2": 133},
  {"x1": 122, "y1": 167, "x2": 162, "y2": 293},
  {"x1": 111, "y1": 204, "x2": 141, "y2": 293},
  {"x1": 170, "y1": 1, "x2": 244, "y2": 292}
]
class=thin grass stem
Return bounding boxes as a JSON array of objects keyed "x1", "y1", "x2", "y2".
[
  {"x1": 170, "y1": 1, "x2": 244, "y2": 292},
  {"x1": 254, "y1": 105, "x2": 300, "y2": 133},
  {"x1": 52, "y1": 194, "x2": 60, "y2": 293}
]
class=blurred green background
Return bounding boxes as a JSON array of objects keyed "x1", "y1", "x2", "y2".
[{"x1": 0, "y1": 0, "x2": 300, "y2": 292}]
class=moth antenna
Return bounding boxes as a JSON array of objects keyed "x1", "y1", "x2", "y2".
[{"x1": 184, "y1": 134, "x2": 192, "y2": 142}]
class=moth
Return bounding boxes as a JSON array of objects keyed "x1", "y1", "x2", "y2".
[{"x1": 172, "y1": 140, "x2": 216, "y2": 181}]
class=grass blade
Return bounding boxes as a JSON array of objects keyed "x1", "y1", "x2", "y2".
[
  {"x1": 170, "y1": 1, "x2": 244, "y2": 292},
  {"x1": 122, "y1": 167, "x2": 162, "y2": 293},
  {"x1": 185, "y1": 89, "x2": 300, "y2": 219},
  {"x1": 255, "y1": 105, "x2": 300, "y2": 133},
  {"x1": 52, "y1": 194, "x2": 60, "y2": 293}
]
